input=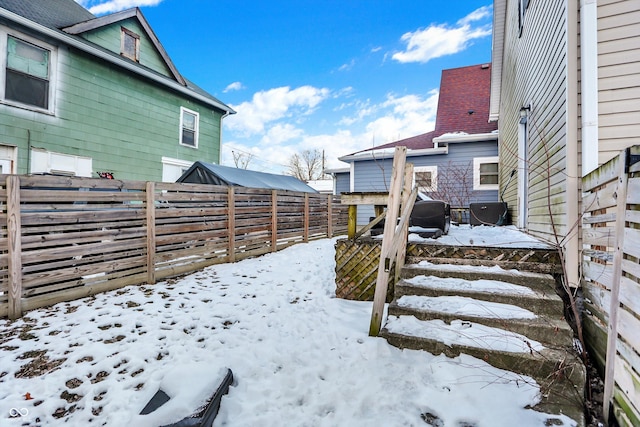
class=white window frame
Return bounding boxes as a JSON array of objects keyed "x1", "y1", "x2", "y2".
[
  {"x1": 473, "y1": 156, "x2": 499, "y2": 191},
  {"x1": 120, "y1": 27, "x2": 140, "y2": 62},
  {"x1": 179, "y1": 107, "x2": 199, "y2": 148},
  {"x1": 0, "y1": 29, "x2": 57, "y2": 114},
  {"x1": 414, "y1": 166, "x2": 438, "y2": 193}
]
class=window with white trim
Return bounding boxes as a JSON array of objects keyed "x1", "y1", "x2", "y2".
[
  {"x1": 2, "y1": 33, "x2": 56, "y2": 112},
  {"x1": 179, "y1": 107, "x2": 199, "y2": 148},
  {"x1": 120, "y1": 27, "x2": 140, "y2": 62},
  {"x1": 473, "y1": 157, "x2": 499, "y2": 190},
  {"x1": 414, "y1": 166, "x2": 437, "y2": 193}
]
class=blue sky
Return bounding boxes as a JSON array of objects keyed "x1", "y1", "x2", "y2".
[{"x1": 76, "y1": 0, "x2": 494, "y2": 174}]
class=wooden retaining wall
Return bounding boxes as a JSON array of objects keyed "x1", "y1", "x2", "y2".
[
  {"x1": 0, "y1": 175, "x2": 348, "y2": 320},
  {"x1": 582, "y1": 147, "x2": 640, "y2": 426}
]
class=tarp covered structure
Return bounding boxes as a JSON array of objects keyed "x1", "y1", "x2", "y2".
[{"x1": 176, "y1": 161, "x2": 318, "y2": 193}]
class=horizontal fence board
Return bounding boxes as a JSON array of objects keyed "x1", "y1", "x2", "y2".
[{"x1": 0, "y1": 175, "x2": 347, "y2": 319}]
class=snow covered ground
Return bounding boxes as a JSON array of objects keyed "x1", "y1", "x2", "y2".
[{"x1": 0, "y1": 228, "x2": 575, "y2": 426}]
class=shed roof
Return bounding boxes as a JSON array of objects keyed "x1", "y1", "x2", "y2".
[
  {"x1": 176, "y1": 162, "x2": 319, "y2": 193},
  {"x1": 351, "y1": 63, "x2": 497, "y2": 154}
]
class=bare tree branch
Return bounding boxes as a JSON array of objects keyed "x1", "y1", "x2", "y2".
[{"x1": 288, "y1": 149, "x2": 323, "y2": 181}]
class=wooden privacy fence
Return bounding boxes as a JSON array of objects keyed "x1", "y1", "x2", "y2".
[
  {"x1": 0, "y1": 175, "x2": 348, "y2": 320},
  {"x1": 581, "y1": 146, "x2": 640, "y2": 427}
]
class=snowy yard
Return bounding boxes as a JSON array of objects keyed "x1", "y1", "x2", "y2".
[{"x1": 0, "y1": 229, "x2": 575, "y2": 426}]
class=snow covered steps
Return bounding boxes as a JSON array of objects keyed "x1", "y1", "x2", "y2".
[{"x1": 380, "y1": 262, "x2": 586, "y2": 425}]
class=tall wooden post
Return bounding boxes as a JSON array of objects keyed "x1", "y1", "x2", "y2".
[
  {"x1": 145, "y1": 181, "x2": 156, "y2": 285},
  {"x1": 348, "y1": 205, "x2": 357, "y2": 239},
  {"x1": 228, "y1": 187, "x2": 236, "y2": 263},
  {"x1": 369, "y1": 146, "x2": 406, "y2": 336},
  {"x1": 7, "y1": 175, "x2": 23, "y2": 320},
  {"x1": 304, "y1": 193, "x2": 309, "y2": 242},
  {"x1": 271, "y1": 190, "x2": 278, "y2": 252},
  {"x1": 603, "y1": 150, "x2": 628, "y2": 424},
  {"x1": 395, "y1": 163, "x2": 414, "y2": 284},
  {"x1": 327, "y1": 194, "x2": 333, "y2": 238}
]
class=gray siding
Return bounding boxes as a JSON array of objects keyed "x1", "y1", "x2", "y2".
[
  {"x1": 334, "y1": 171, "x2": 350, "y2": 195},
  {"x1": 350, "y1": 140, "x2": 499, "y2": 225},
  {"x1": 499, "y1": 0, "x2": 572, "y2": 240},
  {"x1": 597, "y1": 0, "x2": 640, "y2": 163}
]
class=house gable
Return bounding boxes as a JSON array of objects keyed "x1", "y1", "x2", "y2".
[
  {"x1": 349, "y1": 63, "x2": 497, "y2": 156},
  {"x1": 63, "y1": 8, "x2": 184, "y2": 85}
]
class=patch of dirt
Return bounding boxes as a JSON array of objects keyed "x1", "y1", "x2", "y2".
[
  {"x1": 89, "y1": 371, "x2": 109, "y2": 384},
  {"x1": 15, "y1": 351, "x2": 66, "y2": 379},
  {"x1": 61, "y1": 389, "x2": 82, "y2": 403},
  {"x1": 584, "y1": 355, "x2": 605, "y2": 427},
  {"x1": 53, "y1": 404, "x2": 77, "y2": 419},
  {"x1": 103, "y1": 335, "x2": 125, "y2": 344},
  {"x1": 66, "y1": 378, "x2": 83, "y2": 389}
]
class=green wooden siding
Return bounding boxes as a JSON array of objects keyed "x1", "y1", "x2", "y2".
[
  {"x1": 79, "y1": 18, "x2": 174, "y2": 79},
  {"x1": 1, "y1": 45, "x2": 222, "y2": 182}
]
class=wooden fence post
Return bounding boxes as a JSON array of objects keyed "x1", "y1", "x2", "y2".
[
  {"x1": 7, "y1": 175, "x2": 23, "y2": 320},
  {"x1": 271, "y1": 190, "x2": 278, "y2": 252},
  {"x1": 395, "y1": 163, "x2": 414, "y2": 284},
  {"x1": 603, "y1": 149, "x2": 628, "y2": 424},
  {"x1": 369, "y1": 146, "x2": 406, "y2": 336},
  {"x1": 304, "y1": 193, "x2": 309, "y2": 242},
  {"x1": 145, "y1": 181, "x2": 156, "y2": 285},
  {"x1": 327, "y1": 194, "x2": 333, "y2": 238},
  {"x1": 228, "y1": 187, "x2": 236, "y2": 263},
  {"x1": 348, "y1": 205, "x2": 357, "y2": 239}
]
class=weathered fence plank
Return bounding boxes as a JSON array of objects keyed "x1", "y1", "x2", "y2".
[
  {"x1": 7, "y1": 176, "x2": 22, "y2": 320},
  {"x1": 0, "y1": 175, "x2": 348, "y2": 319}
]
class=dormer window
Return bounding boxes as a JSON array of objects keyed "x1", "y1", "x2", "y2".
[{"x1": 120, "y1": 27, "x2": 140, "y2": 61}]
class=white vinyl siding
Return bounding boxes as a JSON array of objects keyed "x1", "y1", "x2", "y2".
[
  {"x1": 498, "y1": 0, "x2": 570, "y2": 241},
  {"x1": 596, "y1": 0, "x2": 640, "y2": 164}
]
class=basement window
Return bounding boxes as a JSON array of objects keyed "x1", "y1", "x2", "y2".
[{"x1": 121, "y1": 27, "x2": 140, "y2": 61}]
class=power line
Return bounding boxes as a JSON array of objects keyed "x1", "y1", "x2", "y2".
[{"x1": 222, "y1": 144, "x2": 290, "y2": 171}]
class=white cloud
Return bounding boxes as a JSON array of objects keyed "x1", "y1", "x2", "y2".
[
  {"x1": 75, "y1": 0, "x2": 163, "y2": 15},
  {"x1": 224, "y1": 85, "x2": 331, "y2": 136},
  {"x1": 259, "y1": 123, "x2": 304, "y2": 146},
  {"x1": 391, "y1": 6, "x2": 492, "y2": 64},
  {"x1": 223, "y1": 82, "x2": 245, "y2": 93},
  {"x1": 222, "y1": 89, "x2": 439, "y2": 175},
  {"x1": 365, "y1": 91, "x2": 439, "y2": 143},
  {"x1": 338, "y1": 60, "x2": 356, "y2": 72}
]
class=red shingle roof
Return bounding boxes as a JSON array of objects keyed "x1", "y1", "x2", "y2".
[
  {"x1": 356, "y1": 63, "x2": 497, "y2": 153},
  {"x1": 435, "y1": 63, "x2": 497, "y2": 136}
]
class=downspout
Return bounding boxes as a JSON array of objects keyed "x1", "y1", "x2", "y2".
[
  {"x1": 218, "y1": 110, "x2": 232, "y2": 165},
  {"x1": 580, "y1": 0, "x2": 598, "y2": 175}
]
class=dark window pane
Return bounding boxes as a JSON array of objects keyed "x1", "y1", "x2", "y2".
[
  {"x1": 6, "y1": 69, "x2": 48, "y2": 109},
  {"x1": 182, "y1": 129, "x2": 195, "y2": 146}
]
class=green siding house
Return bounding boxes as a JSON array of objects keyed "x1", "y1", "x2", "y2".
[{"x1": 0, "y1": 0, "x2": 234, "y2": 181}]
